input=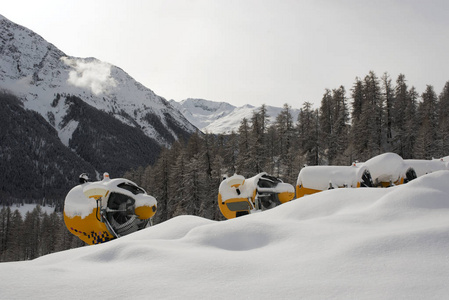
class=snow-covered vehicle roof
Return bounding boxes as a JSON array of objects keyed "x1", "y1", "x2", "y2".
[
  {"x1": 64, "y1": 173, "x2": 156, "y2": 218},
  {"x1": 218, "y1": 173, "x2": 295, "y2": 219},
  {"x1": 358, "y1": 152, "x2": 415, "y2": 185},
  {"x1": 64, "y1": 173, "x2": 157, "y2": 245},
  {"x1": 405, "y1": 159, "x2": 448, "y2": 177},
  {"x1": 296, "y1": 165, "x2": 371, "y2": 191}
]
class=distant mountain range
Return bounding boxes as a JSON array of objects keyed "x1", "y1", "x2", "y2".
[
  {"x1": 0, "y1": 14, "x2": 300, "y2": 205},
  {"x1": 0, "y1": 14, "x2": 196, "y2": 205},
  {"x1": 170, "y1": 98, "x2": 300, "y2": 134}
]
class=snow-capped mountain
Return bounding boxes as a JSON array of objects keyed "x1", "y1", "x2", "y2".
[
  {"x1": 0, "y1": 14, "x2": 197, "y2": 147},
  {"x1": 169, "y1": 98, "x2": 236, "y2": 131},
  {"x1": 170, "y1": 98, "x2": 300, "y2": 134},
  {"x1": 0, "y1": 14, "x2": 197, "y2": 204}
]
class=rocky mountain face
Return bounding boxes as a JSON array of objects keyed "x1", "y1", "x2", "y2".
[
  {"x1": 170, "y1": 98, "x2": 301, "y2": 134},
  {"x1": 0, "y1": 14, "x2": 197, "y2": 206}
]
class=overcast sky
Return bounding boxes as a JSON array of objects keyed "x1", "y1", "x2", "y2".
[{"x1": 2, "y1": 0, "x2": 449, "y2": 108}]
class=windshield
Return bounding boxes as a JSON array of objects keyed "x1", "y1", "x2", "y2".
[{"x1": 118, "y1": 182, "x2": 145, "y2": 195}]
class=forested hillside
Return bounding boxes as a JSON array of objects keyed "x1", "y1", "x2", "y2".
[
  {"x1": 0, "y1": 92, "x2": 97, "y2": 206},
  {"x1": 125, "y1": 71, "x2": 449, "y2": 224},
  {"x1": 0, "y1": 92, "x2": 162, "y2": 207}
]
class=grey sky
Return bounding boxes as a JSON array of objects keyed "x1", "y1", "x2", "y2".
[{"x1": 2, "y1": 0, "x2": 449, "y2": 108}]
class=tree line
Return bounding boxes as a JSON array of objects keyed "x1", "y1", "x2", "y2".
[
  {"x1": 0, "y1": 206, "x2": 84, "y2": 262},
  {"x1": 2, "y1": 71, "x2": 448, "y2": 261},
  {"x1": 125, "y1": 71, "x2": 449, "y2": 224}
]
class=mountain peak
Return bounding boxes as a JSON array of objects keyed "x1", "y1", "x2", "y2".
[
  {"x1": 179, "y1": 98, "x2": 236, "y2": 112},
  {"x1": 0, "y1": 16, "x2": 197, "y2": 147},
  {"x1": 0, "y1": 14, "x2": 199, "y2": 204},
  {"x1": 171, "y1": 99, "x2": 300, "y2": 134}
]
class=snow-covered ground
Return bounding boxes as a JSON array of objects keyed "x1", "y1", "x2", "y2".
[
  {"x1": 1, "y1": 171, "x2": 449, "y2": 299},
  {"x1": 8, "y1": 203, "x2": 56, "y2": 216}
]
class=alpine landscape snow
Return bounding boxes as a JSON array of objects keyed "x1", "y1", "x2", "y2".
[
  {"x1": 1, "y1": 171, "x2": 449, "y2": 299},
  {"x1": 170, "y1": 98, "x2": 301, "y2": 134},
  {"x1": 0, "y1": 14, "x2": 197, "y2": 201},
  {"x1": 1, "y1": 12, "x2": 449, "y2": 300}
]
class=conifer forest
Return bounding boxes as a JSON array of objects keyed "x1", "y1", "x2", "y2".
[{"x1": 1, "y1": 71, "x2": 449, "y2": 262}]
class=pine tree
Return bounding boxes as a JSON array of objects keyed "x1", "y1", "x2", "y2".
[
  {"x1": 265, "y1": 125, "x2": 278, "y2": 176},
  {"x1": 402, "y1": 86, "x2": 418, "y2": 158},
  {"x1": 438, "y1": 81, "x2": 449, "y2": 157},
  {"x1": 0, "y1": 207, "x2": 11, "y2": 261},
  {"x1": 351, "y1": 77, "x2": 364, "y2": 122},
  {"x1": 6, "y1": 209, "x2": 24, "y2": 261},
  {"x1": 332, "y1": 86, "x2": 350, "y2": 165},
  {"x1": 169, "y1": 144, "x2": 187, "y2": 218},
  {"x1": 415, "y1": 85, "x2": 438, "y2": 159},
  {"x1": 275, "y1": 103, "x2": 295, "y2": 182},
  {"x1": 236, "y1": 118, "x2": 252, "y2": 176},
  {"x1": 297, "y1": 102, "x2": 319, "y2": 165},
  {"x1": 349, "y1": 77, "x2": 365, "y2": 162},
  {"x1": 248, "y1": 105, "x2": 269, "y2": 174},
  {"x1": 222, "y1": 131, "x2": 238, "y2": 175},
  {"x1": 382, "y1": 72, "x2": 394, "y2": 148},
  {"x1": 150, "y1": 148, "x2": 172, "y2": 223},
  {"x1": 319, "y1": 89, "x2": 334, "y2": 164},
  {"x1": 363, "y1": 71, "x2": 384, "y2": 156},
  {"x1": 179, "y1": 154, "x2": 205, "y2": 216},
  {"x1": 350, "y1": 71, "x2": 384, "y2": 161},
  {"x1": 198, "y1": 133, "x2": 219, "y2": 219},
  {"x1": 392, "y1": 74, "x2": 409, "y2": 157}
]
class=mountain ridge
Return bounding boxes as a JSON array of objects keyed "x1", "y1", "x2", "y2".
[
  {"x1": 170, "y1": 98, "x2": 300, "y2": 134},
  {"x1": 0, "y1": 14, "x2": 197, "y2": 205},
  {"x1": 0, "y1": 14, "x2": 197, "y2": 147}
]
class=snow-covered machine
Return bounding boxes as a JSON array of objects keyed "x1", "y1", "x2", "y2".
[
  {"x1": 296, "y1": 165, "x2": 373, "y2": 198},
  {"x1": 359, "y1": 153, "x2": 417, "y2": 187},
  {"x1": 64, "y1": 173, "x2": 157, "y2": 245},
  {"x1": 218, "y1": 172, "x2": 295, "y2": 219},
  {"x1": 405, "y1": 158, "x2": 448, "y2": 177}
]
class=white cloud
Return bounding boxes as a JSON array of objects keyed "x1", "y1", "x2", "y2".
[{"x1": 61, "y1": 57, "x2": 117, "y2": 95}]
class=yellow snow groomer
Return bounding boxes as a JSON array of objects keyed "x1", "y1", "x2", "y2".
[
  {"x1": 218, "y1": 172, "x2": 295, "y2": 219},
  {"x1": 64, "y1": 173, "x2": 157, "y2": 245}
]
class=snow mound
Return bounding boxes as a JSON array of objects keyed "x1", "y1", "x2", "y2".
[{"x1": 1, "y1": 171, "x2": 449, "y2": 299}]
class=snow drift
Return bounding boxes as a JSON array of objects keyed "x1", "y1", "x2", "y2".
[{"x1": 1, "y1": 171, "x2": 449, "y2": 299}]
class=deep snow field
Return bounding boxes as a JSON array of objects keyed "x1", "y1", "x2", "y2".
[{"x1": 1, "y1": 171, "x2": 449, "y2": 299}]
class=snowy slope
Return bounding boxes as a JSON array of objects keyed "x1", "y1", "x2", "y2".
[
  {"x1": 0, "y1": 14, "x2": 196, "y2": 146},
  {"x1": 169, "y1": 98, "x2": 236, "y2": 130},
  {"x1": 2, "y1": 171, "x2": 449, "y2": 299},
  {"x1": 171, "y1": 98, "x2": 300, "y2": 134}
]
